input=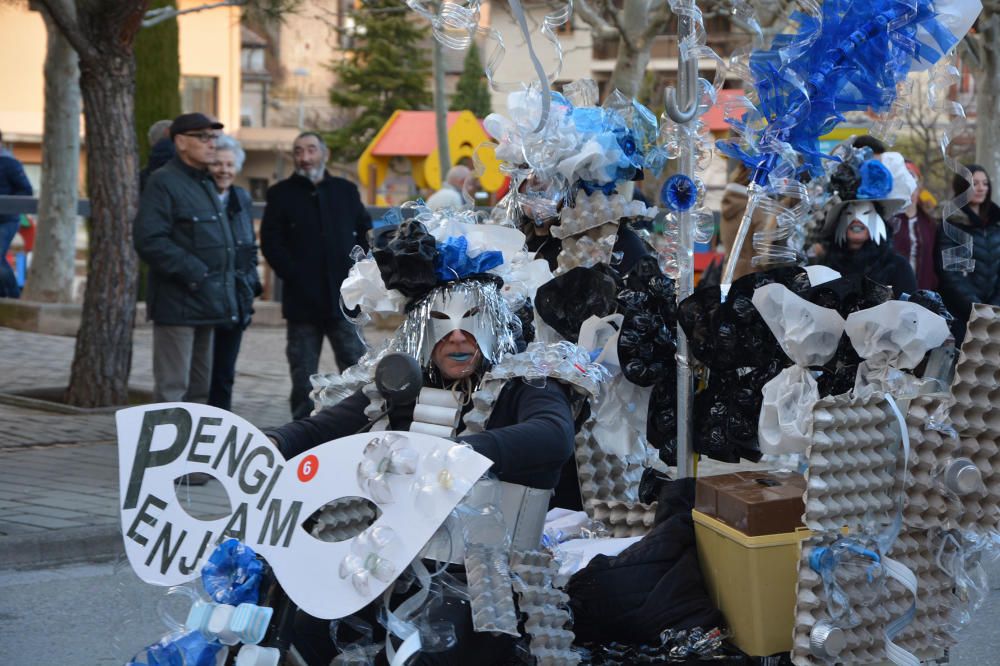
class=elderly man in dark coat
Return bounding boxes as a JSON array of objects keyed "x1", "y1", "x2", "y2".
[{"x1": 261, "y1": 132, "x2": 371, "y2": 419}]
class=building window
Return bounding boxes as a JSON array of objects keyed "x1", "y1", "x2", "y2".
[{"x1": 182, "y1": 76, "x2": 219, "y2": 117}]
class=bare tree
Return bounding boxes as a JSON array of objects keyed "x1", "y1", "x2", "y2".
[
  {"x1": 963, "y1": 1, "x2": 1000, "y2": 186},
  {"x1": 22, "y1": 1, "x2": 80, "y2": 304},
  {"x1": 892, "y1": 78, "x2": 974, "y2": 204},
  {"x1": 574, "y1": 0, "x2": 674, "y2": 98},
  {"x1": 26, "y1": 0, "x2": 295, "y2": 407}
]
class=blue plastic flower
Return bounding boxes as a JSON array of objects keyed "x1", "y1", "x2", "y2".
[
  {"x1": 200, "y1": 539, "x2": 264, "y2": 605},
  {"x1": 857, "y1": 159, "x2": 893, "y2": 200},
  {"x1": 618, "y1": 132, "x2": 637, "y2": 157},
  {"x1": 661, "y1": 174, "x2": 698, "y2": 212},
  {"x1": 434, "y1": 236, "x2": 503, "y2": 281}
]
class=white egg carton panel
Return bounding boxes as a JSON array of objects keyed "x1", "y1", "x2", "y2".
[
  {"x1": 903, "y1": 394, "x2": 964, "y2": 530},
  {"x1": 884, "y1": 527, "x2": 958, "y2": 660},
  {"x1": 946, "y1": 303, "x2": 1000, "y2": 531},
  {"x1": 464, "y1": 544, "x2": 519, "y2": 635},
  {"x1": 589, "y1": 500, "x2": 657, "y2": 538},
  {"x1": 804, "y1": 392, "x2": 901, "y2": 533},
  {"x1": 576, "y1": 421, "x2": 643, "y2": 516}
]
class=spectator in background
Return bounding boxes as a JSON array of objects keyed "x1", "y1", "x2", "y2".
[
  {"x1": 261, "y1": 132, "x2": 370, "y2": 420},
  {"x1": 207, "y1": 135, "x2": 262, "y2": 411},
  {"x1": 936, "y1": 165, "x2": 1000, "y2": 344},
  {"x1": 0, "y1": 130, "x2": 33, "y2": 298},
  {"x1": 426, "y1": 164, "x2": 472, "y2": 210},
  {"x1": 134, "y1": 113, "x2": 238, "y2": 408},
  {"x1": 891, "y1": 160, "x2": 938, "y2": 290},
  {"x1": 140, "y1": 119, "x2": 176, "y2": 193}
]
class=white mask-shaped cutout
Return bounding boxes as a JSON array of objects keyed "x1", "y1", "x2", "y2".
[
  {"x1": 116, "y1": 403, "x2": 491, "y2": 620},
  {"x1": 836, "y1": 201, "x2": 887, "y2": 246},
  {"x1": 423, "y1": 287, "x2": 497, "y2": 366}
]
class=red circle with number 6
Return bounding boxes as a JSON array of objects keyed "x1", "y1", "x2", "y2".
[{"x1": 298, "y1": 454, "x2": 319, "y2": 482}]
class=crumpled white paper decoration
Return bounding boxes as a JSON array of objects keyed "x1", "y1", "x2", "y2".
[
  {"x1": 845, "y1": 300, "x2": 950, "y2": 397},
  {"x1": 805, "y1": 265, "x2": 842, "y2": 286},
  {"x1": 341, "y1": 257, "x2": 407, "y2": 315},
  {"x1": 577, "y1": 315, "x2": 651, "y2": 462},
  {"x1": 753, "y1": 283, "x2": 846, "y2": 455}
]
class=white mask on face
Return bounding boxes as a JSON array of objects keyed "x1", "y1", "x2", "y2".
[
  {"x1": 422, "y1": 287, "x2": 497, "y2": 366},
  {"x1": 836, "y1": 201, "x2": 887, "y2": 246}
]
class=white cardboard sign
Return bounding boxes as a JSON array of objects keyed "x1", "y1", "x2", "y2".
[{"x1": 116, "y1": 403, "x2": 491, "y2": 619}]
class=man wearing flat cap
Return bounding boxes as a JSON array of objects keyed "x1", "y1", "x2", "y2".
[{"x1": 134, "y1": 113, "x2": 241, "y2": 419}]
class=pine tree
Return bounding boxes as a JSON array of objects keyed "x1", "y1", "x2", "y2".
[
  {"x1": 449, "y1": 42, "x2": 492, "y2": 118},
  {"x1": 133, "y1": 0, "x2": 181, "y2": 166},
  {"x1": 327, "y1": 0, "x2": 432, "y2": 162}
]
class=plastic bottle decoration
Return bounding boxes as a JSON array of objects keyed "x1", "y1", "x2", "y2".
[
  {"x1": 616, "y1": 256, "x2": 681, "y2": 464},
  {"x1": 715, "y1": 0, "x2": 982, "y2": 300},
  {"x1": 201, "y1": 539, "x2": 264, "y2": 606}
]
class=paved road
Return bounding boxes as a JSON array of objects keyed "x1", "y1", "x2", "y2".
[{"x1": 0, "y1": 558, "x2": 996, "y2": 666}]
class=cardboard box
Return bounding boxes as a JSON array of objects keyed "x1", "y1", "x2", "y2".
[{"x1": 694, "y1": 471, "x2": 805, "y2": 536}]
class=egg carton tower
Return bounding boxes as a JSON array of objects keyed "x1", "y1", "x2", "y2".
[
  {"x1": 791, "y1": 391, "x2": 901, "y2": 665},
  {"x1": 879, "y1": 304, "x2": 1000, "y2": 660},
  {"x1": 938, "y1": 304, "x2": 1000, "y2": 529}
]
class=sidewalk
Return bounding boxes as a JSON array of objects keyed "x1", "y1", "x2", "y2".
[{"x1": 0, "y1": 323, "x2": 355, "y2": 569}]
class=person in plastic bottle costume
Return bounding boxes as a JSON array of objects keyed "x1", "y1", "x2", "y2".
[
  {"x1": 820, "y1": 157, "x2": 918, "y2": 299},
  {"x1": 266, "y1": 222, "x2": 577, "y2": 665}
]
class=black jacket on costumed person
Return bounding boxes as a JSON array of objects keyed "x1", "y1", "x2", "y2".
[
  {"x1": 822, "y1": 227, "x2": 918, "y2": 299},
  {"x1": 260, "y1": 173, "x2": 371, "y2": 323},
  {"x1": 267, "y1": 377, "x2": 579, "y2": 504}
]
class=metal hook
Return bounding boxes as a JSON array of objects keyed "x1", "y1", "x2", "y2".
[
  {"x1": 665, "y1": 56, "x2": 699, "y2": 123},
  {"x1": 664, "y1": 9, "x2": 700, "y2": 124}
]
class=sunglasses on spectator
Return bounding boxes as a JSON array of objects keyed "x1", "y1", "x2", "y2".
[{"x1": 182, "y1": 132, "x2": 220, "y2": 143}]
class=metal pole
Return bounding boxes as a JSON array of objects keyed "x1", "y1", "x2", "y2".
[{"x1": 664, "y1": 3, "x2": 699, "y2": 479}]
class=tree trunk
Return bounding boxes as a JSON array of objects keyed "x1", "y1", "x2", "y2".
[
  {"x1": 607, "y1": 38, "x2": 651, "y2": 99},
  {"x1": 606, "y1": 1, "x2": 656, "y2": 98},
  {"x1": 22, "y1": 6, "x2": 80, "y2": 304},
  {"x1": 65, "y1": 52, "x2": 140, "y2": 407},
  {"x1": 974, "y1": 9, "x2": 1000, "y2": 200}
]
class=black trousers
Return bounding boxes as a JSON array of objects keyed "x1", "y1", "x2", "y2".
[
  {"x1": 286, "y1": 318, "x2": 365, "y2": 420},
  {"x1": 208, "y1": 324, "x2": 244, "y2": 411}
]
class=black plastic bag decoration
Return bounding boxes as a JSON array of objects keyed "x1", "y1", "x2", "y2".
[
  {"x1": 907, "y1": 289, "x2": 958, "y2": 339},
  {"x1": 674, "y1": 267, "x2": 810, "y2": 463},
  {"x1": 616, "y1": 256, "x2": 680, "y2": 464},
  {"x1": 678, "y1": 266, "x2": 810, "y2": 371},
  {"x1": 535, "y1": 266, "x2": 619, "y2": 343},
  {"x1": 372, "y1": 220, "x2": 439, "y2": 298},
  {"x1": 646, "y1": 379, "x2": 678, "y2": 465}
]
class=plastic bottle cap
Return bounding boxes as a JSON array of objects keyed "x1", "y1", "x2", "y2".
[
  {"x1": 810, "y1": 621, "x2": 846, "y2": 658},
  {"x1": 207, "y1": 604, "x2": 239, "y2": 645},
  {"x1": 236, "y1": 644, "x2": 281, "y2": 666},
  {"x1": 945, "y1": 458, "x2": 981, "y2": 495}
]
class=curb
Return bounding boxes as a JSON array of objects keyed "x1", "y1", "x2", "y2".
[{"x1": 0, "y1": 523, "x2": 122, "y2": 570}]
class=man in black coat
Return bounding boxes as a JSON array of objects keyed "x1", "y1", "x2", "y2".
[
  {"x1": 261, "y1": 132, "x2": 371, "y2": 419},
  {"x1": 134, "y1": 113, "x2": 238, "y2": 405}
]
